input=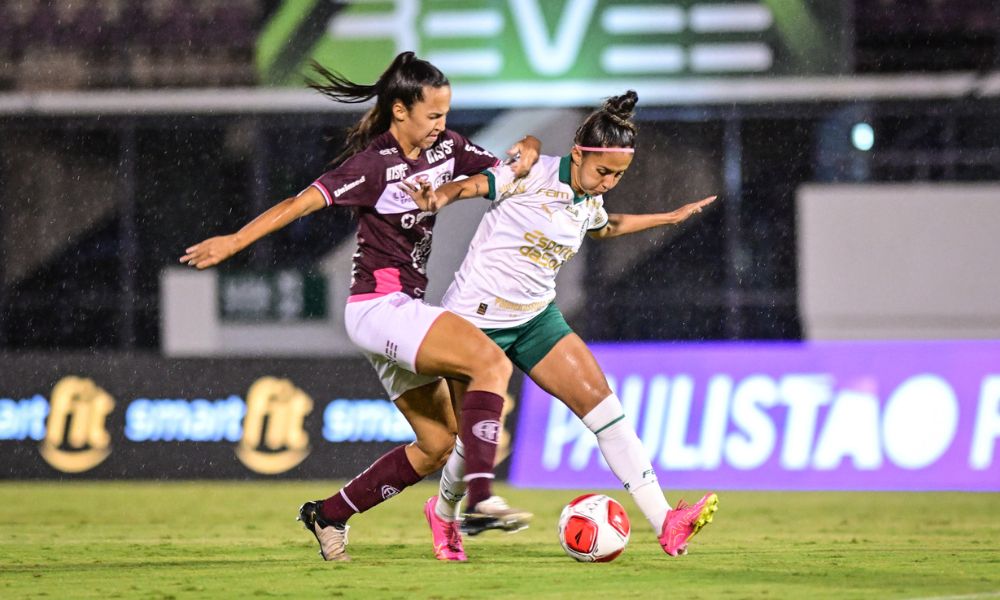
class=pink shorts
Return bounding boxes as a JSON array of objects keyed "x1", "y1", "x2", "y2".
[{"x1": 344, "y1": 292, "x2": 446, "y2": 400}]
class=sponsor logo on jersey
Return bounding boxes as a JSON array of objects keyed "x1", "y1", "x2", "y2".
[
  {"x1": 425, "y1": 139, "x2": 455, "y2": 163},
  {"x1": 334, "y1": 175, "x2": 366, "y2": 198},
  {"x1": 236, "y1": 377, "x2": 312, "y2": 475},
  {"x1": 477, "y1": 303, "x2": 488, "y2": 315},
  {"x1": 519, "y1": 230, "x2": 577, "y2": 270},
  {"x1": 499, "y1": 180, "x2": 527, "y2": 198},
  {"x1": 385, "y1": 163, "x2": 408, "y2": 182},
  {"x1": 463, "y1": 143, "x2": 495, "y2": 158},
  {"x1": 400, "y1": 210, "x2": 435, "y2": 230},
  {"x1": 378, "y1": 147, "x2": 398, "y2": 156},
  {"x1": 540, "y1": 188, "x2": 570, "y2": 200},
  {"x1": 472, "y1": 419, "x2": 501, "y2": 444},
  {"x1": 39, "y1": 376, "x2": 115, "y2": 473},
  {"x1": 493, "y1": 296, "x2": 549, "y2": 313},
  {"x1": 434, "y1": 171, "x2": 453, "y2": 188}
]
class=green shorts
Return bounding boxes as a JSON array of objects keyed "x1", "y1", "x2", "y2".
[{"x1": 482, "y1": 303, "x2": 574, "y2": 373}]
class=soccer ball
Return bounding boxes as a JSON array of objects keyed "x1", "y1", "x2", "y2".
[{"x1": 557, "y1": 493, "x2": 630, "y2": 562}]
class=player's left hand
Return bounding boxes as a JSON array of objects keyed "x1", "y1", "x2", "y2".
[
  {"x1": 399, "y1": 179, "x2": 439, "y2": 212},
  {"x1": 673, "y1": 195, "x2": 718, "y2": 222},
  {"x1": 180, "y1": 235, "x2": 239, "y2": 269},
  {"x1": 508, "y1": 135, "x2": 541, "y2": 178}
]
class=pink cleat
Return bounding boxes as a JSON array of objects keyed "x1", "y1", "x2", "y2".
[
  {"x1": 424, "y1": 496, "x2": 468, "y2": 561},
  {"x1": 659, "y1": 492, "x2": 719, "y2": 557}
]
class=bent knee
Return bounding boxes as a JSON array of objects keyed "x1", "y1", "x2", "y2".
[
  {"x1": 474, "y1": 344, "x2": 513, "y2": 384},
  {"x1": 415, "y1": 433, "x2": 456, "y2": 471}
]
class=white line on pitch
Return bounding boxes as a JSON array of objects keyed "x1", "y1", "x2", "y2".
[{"x1": 902, "y1": 593, "x2": 1000, "y2": 600}]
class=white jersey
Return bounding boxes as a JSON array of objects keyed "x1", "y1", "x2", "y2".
[{"x1": 442, "y1": 154, "x2": 609, "y2": 328}]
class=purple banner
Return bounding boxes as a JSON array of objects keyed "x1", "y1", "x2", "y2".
[{"x1": 509, "y1": 341, "x2": 1000, "y2": 491}]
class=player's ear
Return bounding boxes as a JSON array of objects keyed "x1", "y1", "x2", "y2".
[
  {"x1": 391, "y1": 99, "x2": 409, "y2": 122},
  {"x1": 571, "y1": 145, "x2": 583, "y2": 166}
]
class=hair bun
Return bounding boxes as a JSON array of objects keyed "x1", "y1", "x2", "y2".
[{"x1": 603, "y1": 90, "x2": 638, "y2": 120}]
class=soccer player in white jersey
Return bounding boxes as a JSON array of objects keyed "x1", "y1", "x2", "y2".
[{"x1": 403, "y1": 90, "x2": 719, "y2": 559}]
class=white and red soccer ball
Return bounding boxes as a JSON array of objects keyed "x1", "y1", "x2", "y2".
[{"x1": 557, "y1": 493, "x2": 630, "y2": 562}]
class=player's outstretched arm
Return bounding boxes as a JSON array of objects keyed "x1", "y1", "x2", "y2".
[
  {"x1": 400, "y1": 174, "x2": 490, "y2": 213},
  {"x1": 401, "y1": 134, "x2": 540, "y2": 212},
  {"x1": 179, "y1": 186, "x2": 327, "y2": 269},
  {"x1": 589, "y1": 195, "x2": 717, "y2": 240}
]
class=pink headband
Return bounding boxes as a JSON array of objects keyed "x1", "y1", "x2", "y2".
[{"x1": 574, "y1": 145, "x2": 635, "y2": 153}]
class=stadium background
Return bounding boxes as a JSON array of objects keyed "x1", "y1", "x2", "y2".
[{"x1": 1, "y1": 0, "x2": 999, "y2": 493}]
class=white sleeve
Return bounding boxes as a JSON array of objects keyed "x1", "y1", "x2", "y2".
[{"x1": 481, "y1": 162, "x2": 519, "y2": 201}]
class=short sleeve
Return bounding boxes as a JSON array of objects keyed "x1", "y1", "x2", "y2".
[
  {"x1": 449, "y1": 131, "x2": 501, "y2": 177},
  {"x1": 309, "y1": 153, "x2": 384, "y2": 208},
  {"x1": 588, "y1": 196, "x2": 610, "y2": 231},
  {"x1": 481, "y1": 162, "x2": 519, "y2": 202}
]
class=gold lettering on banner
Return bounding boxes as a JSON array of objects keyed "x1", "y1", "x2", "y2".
[
  {"x1": 236, "y1": 377, "x2": 313, "y2": 474},
  {"x1": 39, "y1": 376, "x2": 114, "y2": 473}
]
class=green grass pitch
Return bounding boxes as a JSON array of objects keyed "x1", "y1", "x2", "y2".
[{"x1": 2, "y1": 482, "x2": 999, "y2": 599}]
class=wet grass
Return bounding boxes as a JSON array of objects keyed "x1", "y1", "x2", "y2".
[{"x1": 1, "y1": 482, "x2": 998, "y2": 599}]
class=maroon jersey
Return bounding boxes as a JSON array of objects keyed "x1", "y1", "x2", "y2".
[{"x1": 311, "y1": 130, "x2": 500, "y2": 300}]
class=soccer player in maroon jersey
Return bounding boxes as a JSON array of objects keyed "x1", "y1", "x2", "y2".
[{"x1": 180, "y1": 52, "x2": 539, "y2": 562}]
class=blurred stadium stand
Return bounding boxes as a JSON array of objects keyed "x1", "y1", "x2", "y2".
[
  {"x1": 1, "y1": 0, "x2": 999, "y2": 351},
  {"x1": 855, "y1": 0, "x2": 999, "y2": 73},
  {"x1": 0, "y1": 0, "x2": 263, "y2": 90}
]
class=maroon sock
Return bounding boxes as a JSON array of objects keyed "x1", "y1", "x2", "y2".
[
  {"x1": 321, "y1": 445, "x2": 422, "y2": 524},
  {"x1": 460, "y1": 390, "x2": 505, "y2": 509}
]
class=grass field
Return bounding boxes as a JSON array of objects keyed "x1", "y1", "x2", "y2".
[{"x1": 2, "y1": 482, "x2": 999, "y2": 599}]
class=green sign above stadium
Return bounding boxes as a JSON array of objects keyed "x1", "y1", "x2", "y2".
[{"x1": 258, "y1": 0, "x2": 846, "y2": 90}]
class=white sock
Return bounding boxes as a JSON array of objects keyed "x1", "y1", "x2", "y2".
[
  {"x1": 435, "y1": 437, "x2": 467, "y2": 522},
  {"x1": 582, "y1": 394, "x2": 671, "y2": 533}
]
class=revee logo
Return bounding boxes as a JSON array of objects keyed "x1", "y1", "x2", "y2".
[
  {"x1": 39, "y1": 376, "x2": 115, "y2": 473},
  {"x1": 236, "y1": 377, "x2": 313, "y2": 474}
]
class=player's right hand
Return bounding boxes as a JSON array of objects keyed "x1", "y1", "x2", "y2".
[
  {"x1": 398, "y1": 179, "x2": 440, "y2": 213},
  {"x1": 180, "y1": 235, "x2": 238, "y2": 269},
  {"x1": 508, "y1": 135, "x2": 541, "y2": 178}
]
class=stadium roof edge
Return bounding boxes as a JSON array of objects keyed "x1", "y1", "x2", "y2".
[{"x1": 1, "y1": 72, "x2": 999, "y2": 116}]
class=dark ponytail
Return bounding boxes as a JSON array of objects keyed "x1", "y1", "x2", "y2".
[
  {"x1": 574, "y1": 90, "x2": 639, "y2": 150},
  {"x1": 308, "y1": 51, "x2": 450, "y2": 164}
]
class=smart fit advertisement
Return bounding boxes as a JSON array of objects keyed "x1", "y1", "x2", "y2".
[
  {"x1": 510, "y1": 341, "x2": 1000, "y2": 491},
  {"x1": 0, "y1": 354, "x2": 511, "y2": 479},
  {"x1": 4, "y1": 342, "x2": 1000, "y2": 489}
]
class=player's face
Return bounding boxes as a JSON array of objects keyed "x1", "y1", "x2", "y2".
[
  {"x1": 395, "y1": 85, "x2": 452, "y2": 151},
  {"x1": 573, "y1": 149, "x2": 633, "y2": 196}
]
